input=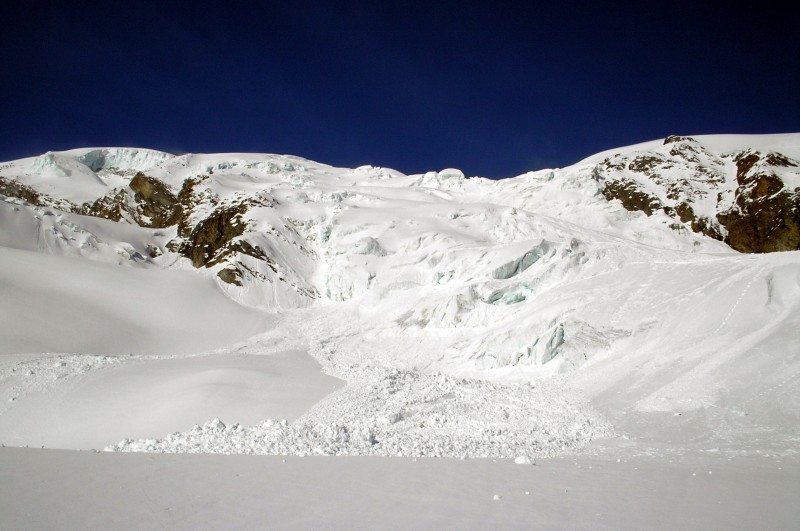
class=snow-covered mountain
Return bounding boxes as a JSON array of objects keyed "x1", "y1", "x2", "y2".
[
  {"x1": 589, "y1": 134, "x2": 800, "y2": 252},
  {"x1": 1, "y1": 135, "x2": 798, "y2": 457}
]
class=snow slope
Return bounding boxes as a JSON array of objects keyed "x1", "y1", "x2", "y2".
[{"x1": 0, "y1": 245, "x2": 266, "y2": 356}]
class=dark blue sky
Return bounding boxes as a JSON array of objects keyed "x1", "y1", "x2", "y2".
[{"x1": 2, "y1": 1, "x2": 798, "y2": 178}]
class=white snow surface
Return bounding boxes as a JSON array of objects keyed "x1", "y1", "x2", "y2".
[
  {"x1": 2, "y1": 449, "x2": 798, "y2": 530},
  {"x1": 0, "y1": 135, "x2": 798, "y2": 461},
  {"x1": 0, "y1": 245, "x2": 266, "y2": 356}
]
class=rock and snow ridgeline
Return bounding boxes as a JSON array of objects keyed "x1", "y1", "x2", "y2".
[{"x1": 595, "y1": 135, "x2": 800, "y2": 253}]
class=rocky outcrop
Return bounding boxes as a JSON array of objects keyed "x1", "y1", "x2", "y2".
[
  {"x1": 717, "y1": 151, "x2": 800, "y2": 252},
  {"x1": 128, "y1": 173, "x2": 182, "y2": 228},
  {"x1": 80, "y1": 172, "x2": 182, "y2": 228},
  {"x1": 81, "y1": 189, "x2": 132, "y2": 222},
  {"x1": 69, "y1": 170, "x2": 281, "y2": 283},
  {"x1": 160, "y1": 175, "x2": 288, "y2": 286},
  {"x1": 210, "y1": 240, "x2": 280, "y2": 286},
  {"x1": 0, "y1": 177, "x2": 45, "y2": 205},
  {"x1": 601, "y1": 180, "x2": 663, "y2": 216},
  {"x1": 598, "y1": 136, "x2": 799, "y2": 253},
  {"x1": 175, "y1": 203, "x2": 249, "y2": 268},
  {"x1": 0, "y1": 177, "x2": 77, "y2": 212}
]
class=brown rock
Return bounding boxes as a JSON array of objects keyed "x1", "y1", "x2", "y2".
[
  {"x1": 602, "y1": 180, "x2": 663, "y2": 216},
  {"x1": 720, "y1": 151, "x2": 800, "y2": 253},
  {"x1": 177, "y1": 204, "x2": 249, "y2": 268},
  {"x1": 663, "y1": 135, "x2": 697, "y2": 145},
  {"x1": 722, "y1": 187, "x2": 800, "y2": 253},
  {"x1": 129, "y1": 173, "x2": 182, "y2": 228},
  {"x1": 81, "y1": 189, "x2": 130, "y2": 221},
  {"x1": 217, "y1": 267, "x2": 243, "y2": 286}
]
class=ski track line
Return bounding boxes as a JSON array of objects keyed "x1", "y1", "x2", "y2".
[
  {"x1": 706, "y1": 369, "x2": 799, "y2": 418},
  {"x1": 711, "y1": 265, "x2": 766, "y2": 335},
  {"x1": 738, "y1": 368, "x2": 800, "y2": 408},
  {"x1": 688, "y1": 263, "x2": 794, "y2": 418}
]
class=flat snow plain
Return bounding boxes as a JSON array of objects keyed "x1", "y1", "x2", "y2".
[{"x1": 1, "y1": 448, "x2": 797, "y2": 530}]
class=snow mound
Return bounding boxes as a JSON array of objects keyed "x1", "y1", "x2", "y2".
[{"x1": 107, "y1": 369, "x2": 611, "y2": 458}]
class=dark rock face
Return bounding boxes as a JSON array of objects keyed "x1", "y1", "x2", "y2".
[
  {"x1": 210, "y1": 240, "x2": 279, "y2": 286},
  {"x1": 719, "y1": 152, "x2": 800, "y2": 253},
  {"x1": 216, "y1": 266, "x2": 243, "y2": 286},
  {"x1": 176, "y1": 204, "x2": 249, "y2": 268},
  {"x1": 599, "y1": 137, "x2": 800, "y2": 253},
  {"x1": 734, "y1": 152, "x2": 762, "y2": 184},
  {"x1": 129, "y1": 173, "x2": 182, "y2": 228},
  {"x1": 663, "y1": 135, "x2": 697, "y2": 145},
  {"x1": 174, "y1": 175, "x2": 211, "y2": 238},
  {"x1": 601, "y1": 180, "x2": 663, "y2": 216},
  {"x1": 0, "y1": 177, "x2": 44, "y2": 205},
  {"x1": 673, "y1": 202, "x2": 724, "y2": 240},
  {"x1": 66, "y1": 170, "x2": 281, "y2": 282},
  {"x1": 162, "y1": 176, "x2": 283, "y2": 286},
  {"x1": 81, "y1": 189, "x2": 130, "y2": 222},
  {"x1": 81, "y1": 173, "x2": 182, "y2": 228}
]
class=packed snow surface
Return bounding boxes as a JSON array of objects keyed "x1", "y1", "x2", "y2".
[
  {"x1": 0, "y1": 135, "x2": 798, "y2": 462},
  {"x1": 2, "y1": 448, "x2": 798, "y2": 530},
  {"x1": 0, "y1": 351, "x2": 341, "y2": 449}
]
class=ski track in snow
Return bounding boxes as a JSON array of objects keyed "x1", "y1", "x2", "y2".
[
  {"x1": 712, "y1": 265, "x2": 767, "y2": 335},
  {"x1": 738, "y1": 369, "x2": 800, "y2": 409}
]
